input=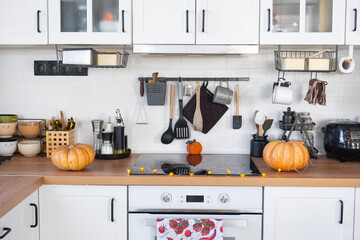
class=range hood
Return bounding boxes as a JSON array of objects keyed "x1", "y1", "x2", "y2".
[{"x1": 132, "y1": 44, "x2": 259, "y2": 54}]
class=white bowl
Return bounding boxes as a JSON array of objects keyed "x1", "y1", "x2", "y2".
[
  {"x1": 18, "y1": 140, "x2": 41, "y2": 157},
  {"x1": 0, "y1": 138, "x2": 18, "y2": 156}
]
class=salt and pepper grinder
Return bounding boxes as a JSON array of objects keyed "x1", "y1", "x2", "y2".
[
  {"x1": 113, "y1": 109, "x2": 125, "y2": 154},
  {"x1": 91, "y1": 120, "x2": 103, "y2": 154},
  {"x1": 101, "y1": 116, "x2": 113, "y2": 155}
]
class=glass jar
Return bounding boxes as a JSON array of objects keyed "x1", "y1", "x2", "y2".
[{"x1": 296, "y1": 112, "x2": 314, "y2": 131}]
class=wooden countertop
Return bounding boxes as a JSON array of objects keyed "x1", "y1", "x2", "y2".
[
  {"x1": 1, "y1": 154, "x2": 360, "y2": 218},
  {"x1": 0, "y1": 176, "x2": 42, "y2": 218},
  {"x1": 0, "y1": 154, "x2": 360, "y2": 187}
]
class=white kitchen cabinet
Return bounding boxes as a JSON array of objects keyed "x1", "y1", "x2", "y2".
[
  {"x1": 263, "y1": 187, "x2": 355, "y2": 240},
  {"x1": 132, "y1": 0, "x2": 259, "y2": 45},
  {"x1": 39, "y1": 185, "x2": 127, "y2": 240},
  {"x1": 346, "y1": 0, "x2": 360, "y2": 45},
  {"x1": 133, "y1": 0, "x2": 195, "y2": 44},
  {"x1": 196, "y1": 0, "x2": 259, "y2": 44},
  {"x1": 0, "y1": 0, "x2": 47, "y2": 44},
  {"x1": 355, "y1": 188, "x2": 360, "y2": 240},
  {"x1": 49, "y1": 0, "x2": 132, "y2": 44},
  {"x1": 0, "y1": 190, "x2": 39, "y2": 240},
  {"x1": 260, "y1": 0, "x2": 346, "y2": 44}
]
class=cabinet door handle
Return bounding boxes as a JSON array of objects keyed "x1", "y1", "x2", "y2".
[
  {"x1": 186, "y1": 10, "x2": 189, "y2": 33},
  {"x1": 202, "y1": 9, "x2": 205, "y2": 32},
  {"x1": 122, "y1": 10, "x2": 125, "y2": 33},
  {"x1": 353, "y1": 9, "x2": 357, "y2": 32},
  {"x1": 37, "y1": 10, "x2": 41, "y2": 33},
  {"x1": 267, "y1": 9, "x2": 271, "y2": 32},
  {"x1": 30, "y1": 203, "x2": 38, "y2": 228},
  {"x1": 111, "y1": 198, "x2": 115, "y2": 222},
  {"x1": 339, "y1": 200, "x2": 344, "y2": 224},
  {"x1": 0, "y1": 228, "x2": 11, "y2": 239}
]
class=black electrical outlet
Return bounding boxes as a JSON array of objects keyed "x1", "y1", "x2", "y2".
[{"x1": 34, "y1": 61, "x2": 88, "y2": 76}]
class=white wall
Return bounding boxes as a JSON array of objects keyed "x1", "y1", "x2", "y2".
[{"x1": 0, "y1": 46, "x2": 359, "y2": 154}]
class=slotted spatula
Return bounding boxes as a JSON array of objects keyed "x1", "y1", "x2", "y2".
[{"x1": 174, "y1": 78, "x2": 189, "y2": 139}]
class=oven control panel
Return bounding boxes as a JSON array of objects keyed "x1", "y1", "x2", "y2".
[
  {"x1": 161, "y1": 193, "x2": 230, "y2": 204},
  {"x1": 129, "y1": 186, "x2": 263, "y2": 212}
]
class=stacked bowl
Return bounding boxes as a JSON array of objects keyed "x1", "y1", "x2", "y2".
[
  {"x1": 0, "y1": 115, "x2": 18, "y2": 156},
  {"x1": 0, "y1": 114, "x2": 17, "y2": 138}
]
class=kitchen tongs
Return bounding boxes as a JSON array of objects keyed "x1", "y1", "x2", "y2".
[{"x1": 174, "y1": 78, "x2": 189, "y2": 139}]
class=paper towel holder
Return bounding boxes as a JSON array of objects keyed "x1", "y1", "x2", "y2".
[{"x1": 338, "y1": 45, "x2": 355, "y2": 74}]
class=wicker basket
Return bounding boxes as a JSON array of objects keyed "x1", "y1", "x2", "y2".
[{"x1": 46, "y1": 129, "x2": 75, "y2": 157}]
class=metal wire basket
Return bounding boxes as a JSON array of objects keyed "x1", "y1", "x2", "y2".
[{"x1": 274, "y1": 46, "x2": 338, "y2": 72}]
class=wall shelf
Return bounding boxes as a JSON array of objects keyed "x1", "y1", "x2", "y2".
[{"x1": 274, "y1": 45, "x2": 338, "y2": 73}]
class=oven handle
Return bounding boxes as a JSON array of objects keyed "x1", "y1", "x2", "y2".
[
  {"x1": 129, "y1": 209, "x2": 262, "y2": 214},
  {"x1": 143, "y1": 218, "x2": 247, "y2": 228}
]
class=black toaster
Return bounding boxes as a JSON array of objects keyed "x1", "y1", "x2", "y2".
[{"x1": 322, "y1": 120, "x2": 360, "y2": 162}]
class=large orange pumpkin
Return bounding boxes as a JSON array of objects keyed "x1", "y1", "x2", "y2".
[
  {"x1": 263, "y1": 140, "x2": 309, "y2": 171},
  {"x1": 51, "y1": 143, "x2": 95, "y2": 170}
]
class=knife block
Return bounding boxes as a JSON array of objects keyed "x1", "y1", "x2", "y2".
[{"x1": 46, "y1": 129, "x2": 75, "y2": 157}]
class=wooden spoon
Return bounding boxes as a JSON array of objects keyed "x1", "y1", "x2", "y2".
[
  {"x1": 149, "y1": 72, "x2": 158, "y2": 83},
  {"x1": 60, "y1": 111, "x2": 65, "y2": 130},
  {"x1": 193, "y1": 86, "x2": 203, "y2": 131},
  {"x1": 255, "y1": 111, "x2": 265, "y2": 136}
]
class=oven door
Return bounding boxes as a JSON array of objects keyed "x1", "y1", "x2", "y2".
[{"x1": 128, "y1": 213, "x2": 262, "y2": 240}]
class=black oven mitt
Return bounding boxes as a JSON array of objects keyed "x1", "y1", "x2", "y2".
[{"x1": 183, "y1": 82, "x2": 228, "y2": 134}]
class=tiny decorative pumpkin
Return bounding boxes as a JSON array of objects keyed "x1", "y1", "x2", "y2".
[
  {"x1": 187, "y1": 154, "x2": 202, "y2": 166},
  {"x1": 186, "y1": 139, "x2": 202, "y2": 154},
  {"x1": 263, "y1": 140, "x2": 309, "y2": 171},
  {"x1": 51, "y1": 143, "x2": 95, "y2": 171}
]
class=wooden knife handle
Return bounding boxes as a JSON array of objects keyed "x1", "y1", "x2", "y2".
[
  {"x1": 140, "y1": 80, "x2": 144, "y2": 97},
  {"x1": 170, "y1": 85, "x2": 174, "y2": 119},
  {"x1": 236, "y1": 84, "x2": 239, "y2": 116}
]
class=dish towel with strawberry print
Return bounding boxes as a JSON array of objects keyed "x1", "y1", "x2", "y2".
[{"x1": 156, "y1": 218, "x2": 223, "y2": 240}]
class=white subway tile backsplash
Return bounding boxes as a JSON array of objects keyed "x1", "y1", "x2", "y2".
[{"x1": 0, "y1": 46, "x2": 359, "y2": 155}]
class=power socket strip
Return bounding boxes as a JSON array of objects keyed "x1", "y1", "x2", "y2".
[{"x1": 34, "y1": 61, "x2": 88, "y2": 76}]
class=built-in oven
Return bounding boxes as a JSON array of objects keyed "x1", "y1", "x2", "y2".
[{"x1": 128, "y1": 186, "x2": 263, "y2": 240}]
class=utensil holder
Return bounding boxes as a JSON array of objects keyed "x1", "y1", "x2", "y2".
[
  {"x1": 250, "y1": 134, "x2": 269, "y2": 157},
  {"x1": 46, "y1": 129, "x2": 75, "y2": 157},
  {"x1": 145, "y1": 81, "x2": 167, "y2": 105}
]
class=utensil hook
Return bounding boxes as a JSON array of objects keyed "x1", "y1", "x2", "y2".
[
  {"x1": 219, "y1": 78, "x2": 229, "y2": 88},
  {"x1": 277, "y1": 71, "x2": 286, "y2": 81},
  {"x1": 310, "y1": 72, "x2": 318, "y2": 79}
]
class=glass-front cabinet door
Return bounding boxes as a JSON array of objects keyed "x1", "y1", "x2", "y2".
[
  {"x1": 260, "y1": 0, "x2": 345, "y2": 44},
  {"x1": 49, "y1": 0, "x2": 131, "y2": 44}
]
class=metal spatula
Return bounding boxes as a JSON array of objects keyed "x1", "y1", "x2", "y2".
[{"x1": 174, "y1": 78, "x2": 189, "y2": 139}]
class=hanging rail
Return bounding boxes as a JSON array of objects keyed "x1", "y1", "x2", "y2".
[{"x1": 138, "y1": 77, "x2": 249, "y2": 82}]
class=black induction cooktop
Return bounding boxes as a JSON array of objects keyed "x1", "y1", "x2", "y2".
[{"x1": 129, "y1": 154, "x2": 260, "y2": 176}]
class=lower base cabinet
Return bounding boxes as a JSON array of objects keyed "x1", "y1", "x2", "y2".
[
  {"x1": 263, "y1": 187, "x2": 355, "y2": 240},
  {"x1": 355, "y1": 188, "x2": 360, "y2": 240},
  {"x1": 0, "y1": 190, "x2": 39, "y2": 240},
  {"x1": 39, "y1": 185, "x2": 127, "y2": 240}
]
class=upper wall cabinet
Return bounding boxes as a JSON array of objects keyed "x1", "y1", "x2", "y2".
[
  {"x1": 346, "y1": 0, "x2": 360, "y2": 45},
  {"x1": 0, "y1": 0, "x2": 47, "y2": 44},
  {"x1": 133, "y1": 0, "x2": 195, "y2": 44},
  {"x1": 260, "y1": 0, "x2": 346, "y2": 45},
  {"x1": 49, "y1": 0, "x2": 132, "y2": 44},
  {"x1": 132, "y1": 0, "x2": 259, "y2": 45}
]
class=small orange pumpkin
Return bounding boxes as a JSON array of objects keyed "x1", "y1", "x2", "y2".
[
  {"x1": 187, "y1": 154, "x2": 202, "y2": 166},
  {"x1": 51, "y1": 143, "x2": 95, "y2": 171},
  {"x1": 186, "y1": 139, "x2": 202, "y2": 154},
  {"x1": 263, "y1": 140, "x2": 309, "y2": 171}
]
